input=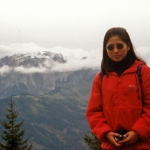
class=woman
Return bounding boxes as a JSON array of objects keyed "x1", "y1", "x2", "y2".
[{"x1": 86, "y1": 27, "x2": 150, "y2": 149}]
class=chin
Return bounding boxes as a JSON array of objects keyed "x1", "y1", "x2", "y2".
[{"x1": 113, "y1": 59, "x2": 122, "y2": 62}]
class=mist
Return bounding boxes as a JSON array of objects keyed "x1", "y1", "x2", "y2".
[
  {"x1": 0, "y1": 43, "x2": 149, "y2": 74},
  {"x1": 0, "y1": 43, "x2": 101, "y2": 73}
]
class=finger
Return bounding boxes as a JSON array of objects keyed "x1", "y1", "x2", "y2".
[
  {"x1": 114, "y1": 133, "x2": 122, "y2": 137},
  {"x1": 118, "y1": 137, "x2": 129, "y2": 144},
  {"x1": 119, "y1": 137, "x2": 136, "y2": 145},
  {"x1": 115, "y1": 143, "x2": 122, "y2": 147},
  {"x1": 110, "y1": 137, "x2": 122, "y2": 147},
  {"x1": 124, "y1": 133, "x2": 129, "y2": 138},
  {"x1": 112, "y1": 140, "x2": 122, "y2": 147},
  {"x1": 118, "y1": 140, "x2": 126, "y2": 144}
]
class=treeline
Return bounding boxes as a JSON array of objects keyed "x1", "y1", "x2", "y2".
[
  {"x1": 0, "y1": 96, "x2": 102, "y2": 150},
  {"x1": 0, "y1": 97, "x2": 32, "y2": 150}
]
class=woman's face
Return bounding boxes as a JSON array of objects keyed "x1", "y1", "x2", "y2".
[{"x1": 106, "y1": 36, "x2": 130, "y2": 62}]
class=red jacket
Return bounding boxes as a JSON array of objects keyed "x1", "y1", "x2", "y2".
[{"x1": 86, "y1": 60, "x2": 150, "y2": 150}]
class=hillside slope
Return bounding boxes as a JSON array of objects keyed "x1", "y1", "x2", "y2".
[{"x1": 0, "y1": 81, "x2": 94, "y2": 150}]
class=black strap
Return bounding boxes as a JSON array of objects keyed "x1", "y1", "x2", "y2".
[
  {"x1": 100, "y1": 71, "x2": 104, "y2": 79},
  {"x1": 136, "y1": 64, "x2": 142, "y2": 84}
]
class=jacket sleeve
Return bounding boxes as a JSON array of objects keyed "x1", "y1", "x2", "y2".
[
  {"x1": 132, "y1": 65, "x2": 150, "y2": 140},
  {"x1": 86, "y1": 73, "x2": 112, "y2": 141}
]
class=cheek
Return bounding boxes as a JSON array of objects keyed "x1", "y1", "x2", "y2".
[
  {"x1": 107, "y1": 51, "x2": 113, "y2": 58},
  {"x1": 123, "y1": 50, "x2": 128, "y2": 56}
]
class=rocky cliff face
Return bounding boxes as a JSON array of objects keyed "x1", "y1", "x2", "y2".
[
  {"x1": 0, "y1": 51, "x2": 66, "y2": 68},
  {"x1": 0, "y1": 51, "x2": 98, "y2": 99}
]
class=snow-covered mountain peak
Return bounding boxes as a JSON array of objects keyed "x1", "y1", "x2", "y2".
[
  {"x1": 11, "y1": 51, "x2": 56, "y2": 59},
  {"x1": 0, "y1": 51, "x2": 66, "y2": 69}
]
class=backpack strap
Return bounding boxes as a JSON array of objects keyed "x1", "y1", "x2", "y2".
[
  {"x1": 100, "y1": 71, "x2": 104, "y2": 79},
  {"x1": 136, "y1": 64, "x2": 143, "y2": 100},
  {"x1": 136, "y1": 64, "x2": 142, "y2": 85}
]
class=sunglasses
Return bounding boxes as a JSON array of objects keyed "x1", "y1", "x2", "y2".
[{"x1": 106, "y1": 44, "x2": 124, "y2": 51}]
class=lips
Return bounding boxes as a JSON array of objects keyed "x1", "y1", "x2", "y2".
[{"x1": 113, "y1": 55, "x2": 120, "y2": 57}]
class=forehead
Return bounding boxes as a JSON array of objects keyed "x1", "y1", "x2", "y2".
[{"x1": 107, "y1": 36, "x2": 125, "y2": 45}]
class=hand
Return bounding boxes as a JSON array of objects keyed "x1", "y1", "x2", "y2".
[
  {"x1": 106, "y1": 132, "x2": 122, "y2": 147},
  {"x1": 118, "y1": 131, "x2": 139, "y2": 145}
]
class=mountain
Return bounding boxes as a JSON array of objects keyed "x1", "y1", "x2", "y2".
[
  {"x1": 0, "y1": 82, "x2": 93, "y2": 150},
  {"x1": 0, "y1": 51, "x2": 99, "y2": 149},
  {"x1": 0, "y1": 52, "x2": 98, "y2": 100},
  {"x1": 0, "y1": 51, "x2": 66, "y2": 68}
]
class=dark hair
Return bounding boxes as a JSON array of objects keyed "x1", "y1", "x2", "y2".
[{"x1": 101, "y1": 27, "x2": 145, "y2": 74}]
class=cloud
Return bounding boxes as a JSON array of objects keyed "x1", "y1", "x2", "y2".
[
  {"x1": 0, "y1": 43, "x2": 149, "y2": 74},
  {"x1": 0, "y1": 65, "x2": 48, "y2": 75},
  {"x1": 50, "y1": 46, "x2": 102, "y2": 71},
  {"x1": 14, "y1": 66, "x2": 47, "y2": 74},
  {"x1": 0, "y1": 43, "x2": 48, "y2": 58},
  {"x1": 0, "y1": 65, "x2": 11, "y2": 74},
  {"x1": 0, "y1": 43, "x2": 102, "y2": 73},
  {"x1": 0, "y1": 0, "x2": 150, "y2": 50},
  {"x1": 136, "y1": 47, "x2": 150, "y2": 65}
]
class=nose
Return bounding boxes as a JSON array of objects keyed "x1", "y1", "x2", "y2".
[{"x1": 113, "y1": 47, "x2": 119, "y2": 52}]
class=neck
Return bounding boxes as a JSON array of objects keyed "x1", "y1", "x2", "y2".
[{"x1": 112, "y1": 57, "x2": 128, "y2": 76}]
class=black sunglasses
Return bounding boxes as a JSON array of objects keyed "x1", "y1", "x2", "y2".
[{"x1": 106, "y1": 44, "x2": 124, "y2": 51}]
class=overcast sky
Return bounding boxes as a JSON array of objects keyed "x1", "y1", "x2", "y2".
[{"x1": 0, "y1": 0, "x2": 150, "y2": 72}]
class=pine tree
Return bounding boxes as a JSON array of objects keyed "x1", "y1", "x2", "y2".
[
  {"x1": 0, "y1": 97, "x2": 33, "y2": 150},
  {"x1": 84, "y1": 132, "x2": 102, "y2": 150}
]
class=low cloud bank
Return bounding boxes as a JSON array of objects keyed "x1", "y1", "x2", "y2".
[
  {"x1": 136, "y1": 47, "x2": 150, "y2": 65},
  {"x1": 0, "y1": 65, "x2": 47, "y2": 74},
  {"x1": 0, "y1": 43, "x2": 149, "y2": 74},
  {"x1": 0, "y1": 43, "x2": 102, "y2": 73}
]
